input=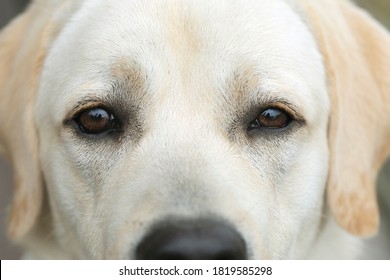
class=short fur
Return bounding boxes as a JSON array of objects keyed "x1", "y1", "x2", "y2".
[{"x1": 0, "y1": 0, "x2": 389, "y2": 259}]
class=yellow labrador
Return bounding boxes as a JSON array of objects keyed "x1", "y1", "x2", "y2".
[{"x1": 0, "y1": 0, "x2": 389, "y2": 259}]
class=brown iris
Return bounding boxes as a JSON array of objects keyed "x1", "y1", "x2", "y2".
[
  {"x1": 249, "y1": 108, "x2": 291, "y2": 130},
  {"x1": 77, "y1": 108, "x2": 115, "y2": 134}
]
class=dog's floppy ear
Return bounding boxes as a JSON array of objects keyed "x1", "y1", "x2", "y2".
[
  {"x1": 0, "y1": 1, "x2": 78, "y2": 240},
  {"x1": 299, "y1": 0, "x2": 390, "y2": 237}
]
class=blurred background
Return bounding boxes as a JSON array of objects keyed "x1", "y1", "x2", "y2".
[{"x1": 0, "y1": 0, "x2": 390, "y2": 259}]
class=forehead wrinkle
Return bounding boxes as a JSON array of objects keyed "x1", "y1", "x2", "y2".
[
  {"x1": 154, "y1": 0, "x2": 205, "y2": 86},
  {"x1": 163, "y1": 1, "x2": 202, "y2": 56}
]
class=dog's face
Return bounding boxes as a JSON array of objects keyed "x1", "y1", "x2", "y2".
[
  {"x1": 1, "y1": 0, "x2": 389, "y2": 259},
  {"x1": 36, "y1": 0, "x2": 330, "y2": 259}
]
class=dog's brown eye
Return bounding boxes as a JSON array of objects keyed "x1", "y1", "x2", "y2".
[
  {"x1": 76, "y1": 108, "x2": 116, "y2": 134},
  {"x1": 249, "y1": 108, "x2": 292, "y2": 130}
]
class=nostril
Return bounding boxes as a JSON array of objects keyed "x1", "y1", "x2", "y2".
[{"x1": 135, "y1": 219, "x2": 247, "y2": 260}]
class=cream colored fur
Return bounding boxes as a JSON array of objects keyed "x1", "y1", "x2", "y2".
[{"x1": 0, "y1": 0, "x2": 389, "y2": 259}]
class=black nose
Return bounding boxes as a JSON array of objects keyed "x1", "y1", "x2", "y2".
[{"x1": 135, "y1": 219, "x2": 247, "y2": 260}]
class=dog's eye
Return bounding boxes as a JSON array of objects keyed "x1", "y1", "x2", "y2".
[
  {"x1": 249, "y1": 107, "x2": 292, "y2": 130},
  {"x1": 75, "y1": 108, "x2": 116, "y2": 134}
]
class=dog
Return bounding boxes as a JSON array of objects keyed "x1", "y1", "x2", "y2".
[{"x1": 0, "y1": 0, "x2": 389, "y2": 259}]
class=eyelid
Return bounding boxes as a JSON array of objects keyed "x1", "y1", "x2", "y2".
[
  {"x1": 64, "y1": 100, "x2": 111, "y2": 123},
  {"x1": 263, "y1": 102, "x2": 303, "y2": 121},
  {"x1": 253, "y1": 101, "x2": 305, "y2": 123}
]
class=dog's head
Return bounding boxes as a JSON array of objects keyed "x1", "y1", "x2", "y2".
[{"x1": 0, "y1": 0, "x2": 389, "y2": 259}]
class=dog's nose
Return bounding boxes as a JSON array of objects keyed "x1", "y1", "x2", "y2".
[{"x1": 135, "y1": 219, "x2": 247, "y2": 260}]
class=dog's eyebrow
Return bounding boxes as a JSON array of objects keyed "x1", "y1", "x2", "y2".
[
  {"x1": 111, "y1": 59, "x2": 148, "y2": 97},
  {"x1": 227, "y1": 66, "x2": 262, "y2": 105},
  {"x1": 228, "y1": 67, "x2": 303, "y2": 106},
  {"x1": 224, "y1": 66, "x2": 306, "y2": 124},
  {"x1": 64, "y1": 60, "x2": 149, "y2": 120}
]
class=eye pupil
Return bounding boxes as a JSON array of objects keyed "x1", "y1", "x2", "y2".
[{"x1": 77, "y1": 108, "x2": 115, "y2": 134}]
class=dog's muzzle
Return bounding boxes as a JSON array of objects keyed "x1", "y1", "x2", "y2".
[{"x1": 135, "y1": 219, "x2": 247, "y2": 260}]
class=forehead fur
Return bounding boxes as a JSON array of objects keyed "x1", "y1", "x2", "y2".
[{"x1": 38, "y1": 0, "x2": 328, "y2": 127}]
